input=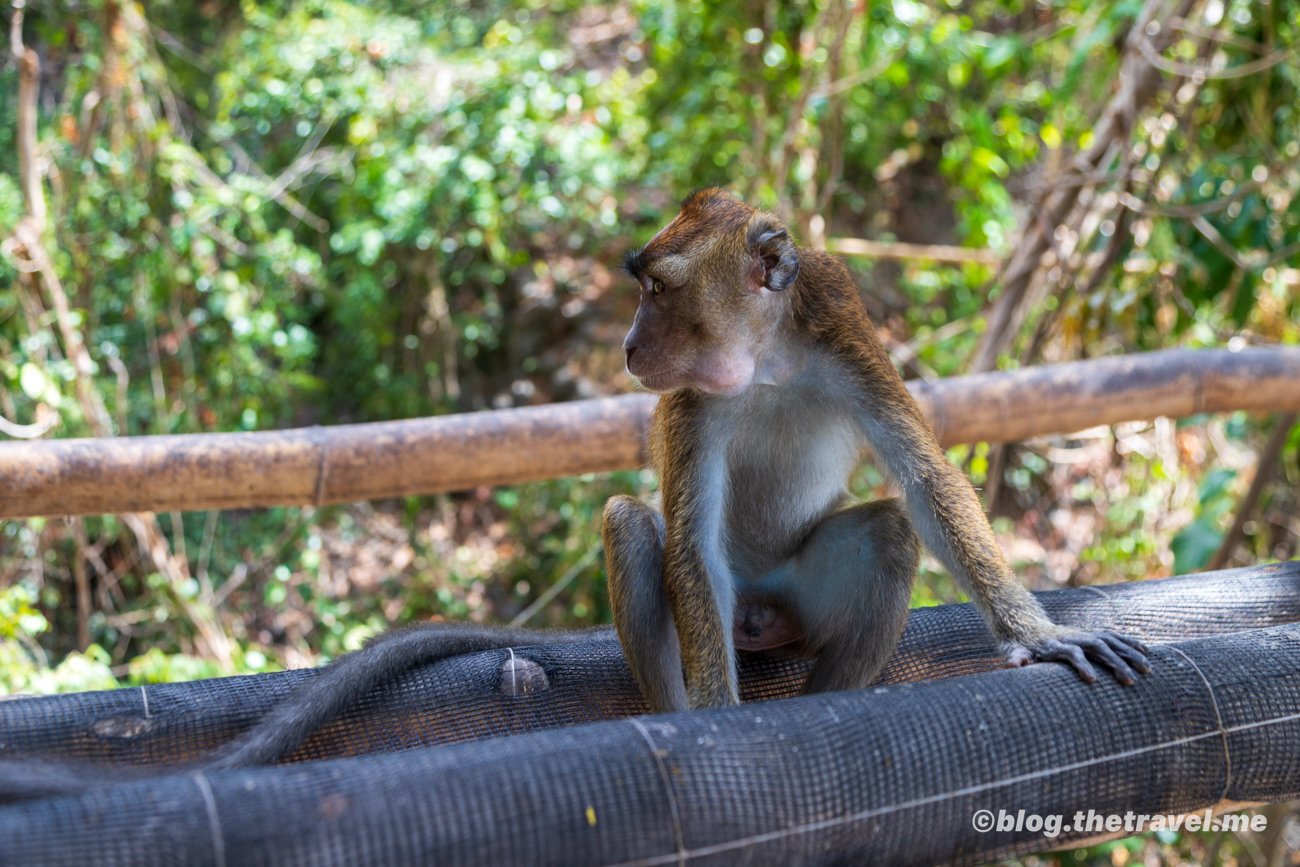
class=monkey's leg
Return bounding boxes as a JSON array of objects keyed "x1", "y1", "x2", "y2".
[
  {"x1": 764, "y1": 499, "x2": 920, "y2": 694},
  {"x1": 602, "y1": 495, "x2": 689, "y2": 713}
]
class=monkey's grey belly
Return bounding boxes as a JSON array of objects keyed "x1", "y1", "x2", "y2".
[{"x1": 722, "y1": 414, "x2": 862, "y2": 653}]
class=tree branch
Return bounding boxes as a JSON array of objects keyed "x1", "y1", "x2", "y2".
[
  {"x1": 5, "y1": 4, "x2": 233, "y2": 670},
  {"x1": 1206, "y1": 412, "x2": 1298, "y2": 571},
  {"x1": 968, "y1": 0, "x2": 1196, "y2": 373},
  {"x1": 828, "y1": 238, "x2": 1001, "y2": 265},
  {"x1": 1138, "y1": 34, "x2": 1300, "y2": 80}
]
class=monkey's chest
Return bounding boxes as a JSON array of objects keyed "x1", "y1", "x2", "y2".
[{"x1": 723, "y1": 415, "x2": 863, "y2": 561}]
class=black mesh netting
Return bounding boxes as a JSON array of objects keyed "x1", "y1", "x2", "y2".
[{"x1": 1, "y1": 560, "x2": 1298, "y2": 866}]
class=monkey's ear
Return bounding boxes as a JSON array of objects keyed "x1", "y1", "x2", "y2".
[{"x1": 746, "y1": 218, "x2": 800, "y2": 293}]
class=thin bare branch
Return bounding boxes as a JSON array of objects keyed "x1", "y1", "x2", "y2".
[
  {"x1": 149, "y1": 24, "x2": 213, "y2": 72},
  {"x1": 1138, "y1": 35, "x2": 1300, "y2": 80},
  {"x1": 811, "y1": 46, "x2": 906, "y2": 98},
  {"x1": 968, "y1": 0, "x2": 1197, "y2": 373},
  {"x1": 1191, "y1": 216, "x2": 1300, "y2": 271},
  {"x1": 828, "y1": 237, "x2": 1002, "y2": 266},
  {"x1": 70, "y1": 518, "x2": 91, "y2": 651},
  {"x1": 1207, "y1": 412, "x2": 1298, "y2": 571},
  {"x1": 1170, "y1": 17, "x2": 1272, "y2": 54},
  {"x1": 13, "y1": 6, "x2": 43, "y2": 227},
  {"x1": 181, "y1": 106, "x2": 331, "y2": 232},
  {"x1": 1013, "y1": 169, "x2": 1125, "y2": 195},
  {"x1": 889, "y1": 318, "x2": 976, "y2": 368},
  {"x1": 1119, "y1": 181, "x2": 1261, "y2": 218},
  {"x1": 0, "y1": 409, "x2": 58, "y2": 439},
  {"x1": 509, "y1": 542, "x2": 602, "y2": 627},
  {"x1": 9, "y1": 0, "x2": 22, "y2": 56}
]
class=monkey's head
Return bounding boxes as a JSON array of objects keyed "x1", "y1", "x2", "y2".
[{"x1": 620, "y1": 188, "x2": 800, "y2": 396}]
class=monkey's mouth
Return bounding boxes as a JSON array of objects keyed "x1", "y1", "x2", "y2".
[{"x1": 629, "y1": 366, "x2": 679, "y2": 391}]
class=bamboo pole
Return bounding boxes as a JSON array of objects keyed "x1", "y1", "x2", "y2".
[
  {"x1": 826, "y1": 237, "x2": 1002, "y2": 266},
  {"x1": 1, "y1": 347, "x2": 1298, "y2": 520},
  {"x1": 908, "y1": 345, "x2": 1300, "y2": 447}
]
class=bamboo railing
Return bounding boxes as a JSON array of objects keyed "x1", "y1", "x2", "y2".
[{"x1": 1, "y1": 346, "x2": 1297, "y2": 520}]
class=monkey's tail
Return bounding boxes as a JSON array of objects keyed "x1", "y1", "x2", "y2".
[
  {"x1": 0, "y1": 625, "x2": 613, "y2": 803},
  {"x1": 0, "y1": 757, "x2": 166, "y2": 804},
  {"x1": 206, "y1": 623, "x2": 615, "y2": 771}
]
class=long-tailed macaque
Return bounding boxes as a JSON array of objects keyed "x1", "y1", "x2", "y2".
[
  {"x1": 604, "y1": 188, "x2": 1149, "y2": 712},
  {"x1": 0, "y1": 189, "x2": 1148, "y2": 803}
]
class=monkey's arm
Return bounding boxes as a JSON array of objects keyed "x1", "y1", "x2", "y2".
[
  {"x1": 854, "y1": 366, "x2": 1149, "y2": 684},
  {"x1": 655, "y1": 395, "x2": 738, "y2": 710},
  {"x1": 208, "y1": 623, "x2": 613, "y2": 770}
]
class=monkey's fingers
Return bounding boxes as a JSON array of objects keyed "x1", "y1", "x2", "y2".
[
  {"x1": 1029, "y1": 639, "x2": 1098, "y2": 683},
  {"x1": 1095, "y1": 630, "x2": 1152, "y2": 673},
  {"x1": 1110, "y1": 631, "x2": 1152, "y2": 657},
  {"x1": 1067, "y1": 634, "x2": 1139, "y2": 686}
]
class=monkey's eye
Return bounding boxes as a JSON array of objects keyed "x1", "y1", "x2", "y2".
[{"x1": 652, "y1": 279, "x2": 666, "y2": 296}]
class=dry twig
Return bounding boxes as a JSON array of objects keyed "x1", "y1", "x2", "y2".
[
  {"x1": 969, "y1": 0, "x2": 1195, "y2": 373},
  {"x1": 1206, "y1": 412, "x2": 1298, "y2": 572},
  {"x1": 4, "y1": 3, "x2": 234, "y2": 670}
]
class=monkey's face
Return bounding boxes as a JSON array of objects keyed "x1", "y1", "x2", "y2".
[
  {"x1": 620, "y1": 189, "x2": 801, "y2": 396},
  {"x1": 620, "y1": 268, "x2": 755, "y2": 395}
]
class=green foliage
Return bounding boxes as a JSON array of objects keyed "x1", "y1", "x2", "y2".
[
  {"x1": 1, "y1": 4, "x2": 1298, "y2": 858},
  {"x1": 1170, "y1": 467, "x2": 1238, "y2": 574},
  {"x1": 204, "y1": 0, "x2": 648, "y2": 419},
  {"x1": 125, "y1": 647, "x2": 227, "y2": 684},
  {"x1": 0, "y1": 0, "x2": 1294, "y2": 664},
  {"x1": 0, "y1": 585, "x2": 117, "y2": 694}
]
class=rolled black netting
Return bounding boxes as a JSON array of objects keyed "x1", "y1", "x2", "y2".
[
  {"x1": 2, "y1": 562, "x2": 1296, "y2": 767},
  {"x1": 0, "y1": 561, "x2": 1297, "y2": 866}
]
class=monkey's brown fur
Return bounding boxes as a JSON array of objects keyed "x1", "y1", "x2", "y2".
[
  {"x1": 608, "y1": 188, "x2": 1149, "y2": 712},
  {"x1": 0, "y1": 191, "x2": 1152, "y2": 804}
]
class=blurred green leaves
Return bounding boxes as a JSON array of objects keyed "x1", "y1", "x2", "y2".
[
  {"x1": 1171, "y1": 468, "x2": 1238, "y2": 574},
  {"x1": 0, "y1": 585, "x2": 117, "y2": 694},
  {"x1": 0, "y1": 0, "x2": 1297, "y2": 703}
]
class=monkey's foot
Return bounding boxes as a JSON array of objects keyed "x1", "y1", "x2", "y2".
[
  {"x1": 733, "y1": 601, "x2": 803, "y2": 652},
  {"x1": 1004, "y1": 629, "x2": 1151, "y2": 686}
]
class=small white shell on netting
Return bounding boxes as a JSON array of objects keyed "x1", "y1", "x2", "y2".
[{"x1": 499, "y1": 651, "x2": 549, "y2": 696}]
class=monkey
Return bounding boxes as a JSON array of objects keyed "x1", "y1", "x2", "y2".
[
  {"x1": 0, "y1": 623, "x2": 613, "y2": 802},
  {"x1": 603, "y1": 187, "x2": 1150, "y2": 713},
  {"x1": 0, "y1": 189, "x2": 1148, "y2": 803}
]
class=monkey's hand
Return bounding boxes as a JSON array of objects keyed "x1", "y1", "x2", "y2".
[{"x1": 1003, "y1": 626, "x2": 1151, "y2": 686}]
